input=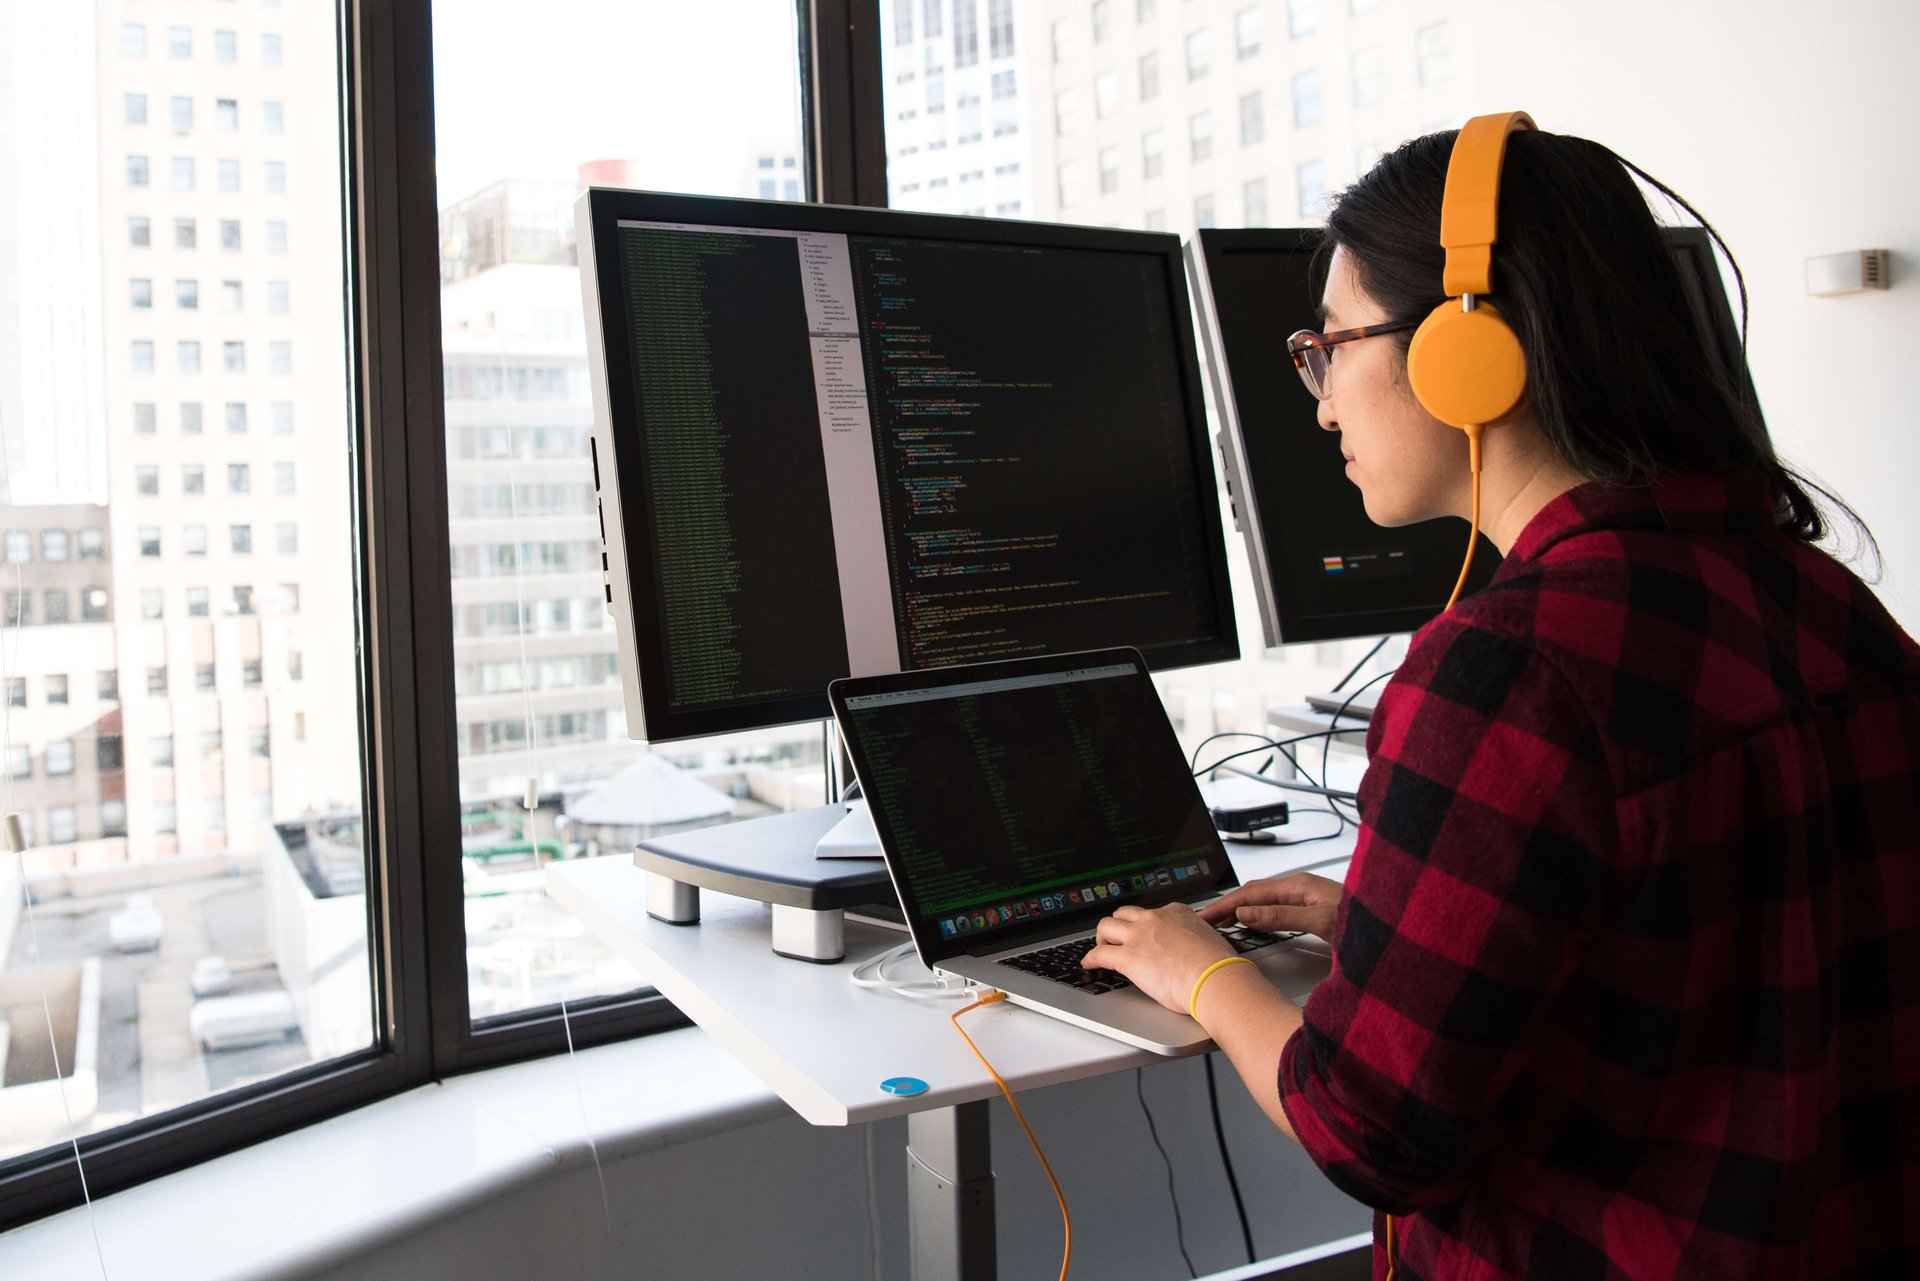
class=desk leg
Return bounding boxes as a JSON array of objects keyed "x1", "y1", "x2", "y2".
[{"x1": 907, "y1": 1102, "x2": 995, "y2": 1281}]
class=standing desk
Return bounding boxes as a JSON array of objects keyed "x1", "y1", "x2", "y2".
[{"x1": 546, "y1": 830, "x2": 1357, "y2": 1281}]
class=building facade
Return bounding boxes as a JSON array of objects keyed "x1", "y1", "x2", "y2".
[{"x1": 882, "y1": 0, "x2": 1037, "y2": 218}]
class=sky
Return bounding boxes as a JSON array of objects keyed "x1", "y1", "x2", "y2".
[{"x1": 430, "y1": 0, "x2": 805, "y2": 209}]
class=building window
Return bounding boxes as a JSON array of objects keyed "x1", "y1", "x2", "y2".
[
  {"x1": 46, "y1": 675, "x2": 69, "y2": 706},
  {"x1": 274, "y1": 462, "x2": 296, "y2": 495},
  {"x1": 951, "y1": 1, "x2": 977, "y2": 67},
  {"x1": 1098, "y1": 146, "x2": 1121, "y2": 195},
  {"x1": 221, "y1": 219, "x2": 242, "y2": 251},
  {"x1": 1094, "y1": 72, "x2": 1119, "y2": 121},
  {"x1": 231, "y1": 524, "x2": 253, "y2": 555},
  {"x1": 178, "y1": 340, "x2": 201, "y2": 373},
  {"x1": 226, "y1": 402, "x2": 249, "y2": 433},
  {"x1": 269, "y1": 342, "x2": 292, "y2": 375},
  {"x1": 893, "y1": 0, "x2": 913, "y2": 44},
  {"x1": 1352, "y1": 47, "x2": 1384, "y2": 108},
  {"x1": 1244, "y1": 176, "x2": 1270, "y2": 226},
  {"x1": 1185, "y1": 29, "x2": 1209, "y2": 80},
  {"x1": 122, "y1": 22, "x2": 147, "y2": 57},
  {"x1": 78, "y1": 529, "x2": 105, "y2": 560},
  {"x1": 132, "y1": 402, "x2": 158, "y2": 434},
  {"x1": 1240, "y1": 92, "x2": 1264, "y2": 146},
  {"x1": 288, "y1": 652, "x2": 304, "y2": 682},
  {"x1": 169, "y1": 26, "x2": 192, "y2": 59},
  {"x1": 266, "y1": 221, "x2": 288, "y2": 253},
  {"x1": 267, "y1": 281, "x2": 289, "y2": 314},
  {"x1": 230, "y1": 585, "x2": 255, "y2": 616},
  {"x1": 277, "y1": 523, "x2": 299, "y2": 555},
  {"x1": 2, "y1": 592, "x2": 26, "y2": 627},
  {"x1": 126, "y1": 93, "x2": 148, "y2": 125},
  {"x1": 176, "y1": 217, "x2": 197, "y2": 249},
  {"x1": 224, "y1": 341, "x2": 246, "y2": 373},
  {"x1": 4, "y1": 678, "x2": 21, "y2": 707},
  {"x1": 250, "y1": 727, "x2": 271, "y2": 759},
  {"x1": 1189, "y1": 110, "x2": 1213, "y2": 162},
  {"x1": 3, "y1": 531, "x2": 27, "y2": 564},
  {"x1": 154, "y1": 803, "x2": 177, "y2": 835},
  {"x1": 179, "y1": 466, "x2": 204, "y2": 500},
  {"x1": 47, "y1": 741, "x2": 75, "y2": 778},
  {"x1": 101, "y1": 800, "x2": 128, "y2": 838},
  {"x1": 147, "y1": 666, "x2": 168, "y2": 697},
  {"x1": 139, "y1": 589, "x2": 162, "y2": 620},
  {"x1": 229, "y1": 463, "x2": 250, "y2": 494},
  {"x1": 1293, "y1": 70, "x2": 1324, "y2": 127},
  {"x1": 1298, "y1": 158, "x2": 1329, "y2": 217},
  {"x1": 82, "y1": 589, "x2": 109, "y2": 623},
  {"x1": 47, "y1": 806, "x2": 77, "y2": 845},
  {"x1": 224, "y1": 280, "x2": 245, "y2": 312},
  {"x1": 1053, "y1": 89, "x2": 1078, "y2": 137},
  {"x1": 44, "y1": 589, "x2": 70, "y2": 624},
  {"x1": 216, "y1": 98, "x2": 238, "y2": 130},
  {"x1": 244, "y1": 659, "x2": 265, "y2": 688},
  {"x1": 4, "y1": 745, "x2": 27, "y2": 781},
  {"x1": 99, "y1": 736, "x2": 125, "y2": 774},
  {"x1": 172, "y1": 156, "x2": 196, "y2": 190},
  {"x1": 264, "y1": 160, "x2": 286, "y2": 194},
  {"x1": 218, "y1": 158, "x2": 241, "y2": 192},
  {"x1": 184, "y1": 525, "x2": 208, "y2": 556},
  {"x1": 1091, "y1": 0, "x2": 1111, "y2": 43},
  {"x1": 130, "y1": 216, "x2": 151, "y2": 248},
  {"x1": 1195, "y1": 194, "x2": 1217, "y2": 229},
  {"x1": 263, "y1": 100, "x2": 285, "y2": 133},
  {"x1": 1142, "y1": 130, "x2": 1163, "y2": 180},
  {"x1": 186, "y1": 587, "x2": 210, "y2": 617},
  {"x1": 181, "y1": 402, "x2": 204, "y2": 434},
  {"x1": 172, "y1": 95, "x2": 194, "y2": 132},
  {"x1": 272, "y1": 402, "x2": 295, "y2": 434},
  {"x1": 261, "y1": 33, "x2": 284, "y2": 66},
  {"x1": 99, "y1": 670, "x2": 120, "y2": 703},
  {"x1": 152, "y1": 735, "x2": 175, "y2": 768},
  {"x1": 988, "y1": 0, "x2": 1014, "y2": 58},
  {"x1": 1137, "y1": 0, "x2": 1157, "y2": 20},
  {"x1": 215, "y1": 29, "x2": 237, "y2": 61},
  {"x1": 130, "y1": 278, "x2": 154, "y2": 310},
  {"x1": 1289, "y1": 0, "x2": 1319, "y2": 37},
  {"x1": 1416, "y1": 22, "x2": 1452, "y2": 86},
  {"x1": 128, "y1": 155, "x2": 150, "y2": 187},
  {"x1": 136, "y1": 465, "x2": 160, "y2": 496},
  {"x1": 131, "y1": 341, "x2": 155, "y2": 374},
  {"x1": 1236, "y1": 7, "x2": 1262, "y2": 59},
  {"x1": 42, "y1": 531, "x2": 69, "y2": 562},
  {"x1": 177, "y1": 278, "x2": 200, "y2": 310},
  {"x1": 197, "y1": 663, "x2": 218, "y2": 692}
]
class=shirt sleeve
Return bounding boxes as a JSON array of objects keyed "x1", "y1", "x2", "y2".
[{"x1": 1278, "y1": 613, "x2": 1615, "y2": 1214}]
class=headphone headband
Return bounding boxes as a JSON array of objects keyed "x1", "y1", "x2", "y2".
[{"x1": 1439, "y1": 111, "x2": 1535, "y2": 297}]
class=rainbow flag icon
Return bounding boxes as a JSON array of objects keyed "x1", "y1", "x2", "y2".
[{"x1": 1322, "y1": 556, "x2": 1345, "y2": 574}]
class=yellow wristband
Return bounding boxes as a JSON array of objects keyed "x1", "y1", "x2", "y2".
[{"x1": 1188, "y1": 955, "x2": 1257, "y2": 1020}]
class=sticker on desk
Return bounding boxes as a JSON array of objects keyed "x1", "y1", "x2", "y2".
[{"x1": 879, "y1": 1076, "x2": 929, "y2": 1097}]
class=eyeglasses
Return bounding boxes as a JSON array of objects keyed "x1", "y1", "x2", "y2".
[{"x1": 1285, "y1": 320, "x2": 1423, "y2": 401}]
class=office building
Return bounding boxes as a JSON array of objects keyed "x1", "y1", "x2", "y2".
[{"x1": 882, "y1": 0, "x2": 1037, "y2": 217}]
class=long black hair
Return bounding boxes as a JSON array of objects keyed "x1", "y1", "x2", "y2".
[{"x1": 1319, "y1": 127, "x2": 1874, "y2": 562}]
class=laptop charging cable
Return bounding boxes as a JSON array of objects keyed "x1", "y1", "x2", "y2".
[{"x1": 847, "y1": 941, "x2": 978, "y2": 1000}]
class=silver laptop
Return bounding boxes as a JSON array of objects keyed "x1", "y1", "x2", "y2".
[{"x1": 829, "y1": 647, "x2": 1331, "y2": 1056}]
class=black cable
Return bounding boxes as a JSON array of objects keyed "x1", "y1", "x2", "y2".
[
  {"x1": 1137, "y1": 1068, "x2": 1199, "y2": 1279},
  {"x1": 1307, "y1": 667, "x2": 1397, "y2": 791},
  {"x1": 1204, "y1": 1055, "x2": 1257, "y2": 1265},
  {"x1": 1330, "y1": 635, "x2": 1391, "y2": 694},
  {"x1": 1189, "y1": 729, "x2": 1306, "y2": 785},
  {"x1": 1260, "y1": 805, "x2": 1348, "y2": 847}
]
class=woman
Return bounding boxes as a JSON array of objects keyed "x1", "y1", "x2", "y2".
[{"x1": 1083, "y1": 121, "x2": 1920, "y2": 1278}]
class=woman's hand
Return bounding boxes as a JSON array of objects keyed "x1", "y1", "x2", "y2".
[
  {"x1": 1197, "y1": 872, "x2": 1344, "y2": 943},
  {"x1": 1082, "y1": 904, "x2": 1236, "y2": 1015}
]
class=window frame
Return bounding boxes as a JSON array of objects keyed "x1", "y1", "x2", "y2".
[{"x1": 0, "y1": 0, "x2": 848, "y2": 1232}]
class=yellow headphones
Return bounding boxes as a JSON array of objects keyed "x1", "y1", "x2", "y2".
[{"x1": 1405, "y1": 110, "x2": 1535, "y2": 610}]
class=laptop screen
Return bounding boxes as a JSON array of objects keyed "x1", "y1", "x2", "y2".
[{"x1": 830, "y1": 648, "x2": 1237, "y2": 966}]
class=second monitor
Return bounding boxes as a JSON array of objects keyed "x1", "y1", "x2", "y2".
[{"x1": 578, "y1": 191, "x2": 1239, "y2": 743}]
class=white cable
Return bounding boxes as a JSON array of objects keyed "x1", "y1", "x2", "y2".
[{"x1": 847, "y1": 941, "x2": 973, "y2": 1000}]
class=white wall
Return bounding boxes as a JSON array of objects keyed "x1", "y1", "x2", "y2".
[{"x1": 1467, "y1": 0, "x2": 1920, "y2": 632}]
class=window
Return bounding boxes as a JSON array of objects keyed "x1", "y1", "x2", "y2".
[
  {"x1": 131, "y1": 341, "x2": 155, "y2": 374},
  {"x1": 131, "y1": 278, "x2": 153, "y2": 310},
  {"x1": 47, "y1": 806, "x2": 77, "y2": 845},
  {"x1": 1139, "y1": 51, "x2": 1160, "y2": 101},
  {"x1": 4, "y1": 745, "x2": 26, "y2": 780},
  {"x1": 215, "y1": 29, "x2": 237, "y2": 62},
  {"x1": 1094, "y1": 71, "x2": 1118, "y2": 120},
  {"x1": 151, "y1": 734, "x2": 174, "y2": 768},
  {"x1": 1244, "y1": 176, "x2": 1269, "y2": 226},
  {"x1": 181, "y1": 402, "x2": 204, "y2": 433},
  {"x1": 1289, "y1": 0, "x2": 1320, "y2": 37},
  {"x1": 128, "y1": 155, "x2": 150, "y2": 187},
  {"x1": 197, "y1": 663, "x2": 218, "y2": 692},
  {"x1": 224, "y1": 280, "x2": 246, "y2": 312},
  {"x1": 42, "y1": 531, "x2": 69, "y2": 562},
  {"x1": 1298, "y1": 158, "x2": 1329, "y2": 216},
  {"x1": 46, "y1": 741, "x2": 75, "y2": 778},
  {"x1": 1091, "y1": 0, "x2": 1111, "y2": 43},
  {"x1": 277, "y1": 523, "x2": 299, "y2": 554},
  {"x1": 1050, "y1": 16, "x2": 1068, "y2": 63},
  {"x1": 221, "y1": 219, "x2": 242, "y2": 250},
  {"x1": 1353, "y1": 47, "x2": 1384, "y2": 108},
  {"x1": 1185, "y1": 30, "x2": 1209, "y2": 80},
  {"x1": 231, "y1": 524, "x2": 253, "y2": 555},
  {"x1": 1142, "y1": 129, "x2": 1164, "y2": 180},
  {"x1": 274, "y1": 462, "x2": 296, "y2": 495},
  {"x1": 229, "y1": 463, "x2": 250, "y2": 494},
  {"x1": 122, "y1": 22, "x2": 146, "y2": 58},
  {"x1": 1098, "y1": 146, "x2": 1121, "y2": 195},
  {"x1": 2, "y1": 531, "x2": 27, "y2": 564},
  {"x1": 178, "y1": 278, "x2": 200, "y2": 310},
  {"x1": 287, "y1": 652, "x2": 304, "y2": 682},
  {"x1": 272, "y1": 402, "x2": 294, "y2": 434},
  {"x1": 186, "y1": 587, "x2": 210, "y2": 618},
  {"x1": 262, "y1": 101, "x2": 285, "y2": 133},
  {"x1": 169, "y1": 26, "x2": 192, "y2": 59},
  {"x1": 153, "y1": 803, "x2": 176, "y2": 835},
  {"x1": 136, "y1": 465, "x2": 160, "y2": 496},
  {"x1": 250, "y1": 727, "x2": 271, "y2": 759},
  {"x1": 184, "y1": 525, "x2": 208, "y2": 556},
  {"x1": 134, "y1": 403, "x2": 158, "y2": 434},
  {"x1": 1189, "y1": 110, "x2": 1213, "y2": 162},
  {"x1": 126, "y1": 93, "x2": 148, "y2": 125},
  {"x1": 230, "y1": 585, "x2": 255, "y2": 616},
  {"x1": 216, "y1": 98, "x2": 239, "y2": 131},
  {"x1": 139, "y1": 589, "x2": 162, "y2": 621},
  {"x1": 265, "y1": 161, "x2": 287, "y2": 194},
  {"x1": 46, "y1": 675, "x2": 69, "y2": 706},
  {"x1": 218, "y1": 158, "x2": 241, "y2": 192},
  {"x1": 101, "y1": 800, "x2": 128, "y2": 838},
  {"x1": 226, "y1": 402, "x2": 249, "y2": 433},
  {"x1": 172, "y1": 96, "x2": 194, "y2": 132},
  {"x1": 266, "y1": 220, "x2": 288, "y2": 253},
  {"x1": 176, "y1": 217, "x2": 197, "y2": 249},
  {"x1": 244, "y1": 660, "x2": 265, "y2": 688},
  {"x1": 1137, "y1": 0, "x2": 1157, "y2": 20},
  {"x1": 146, "y1": 666, "x2": 168, "y2": 697},
  {"x1": 1236, "y1": 7, "x2": 1262, "y2": 59},
  {"x1": 1053, "y1": 89, "x2": 1079, "y2": 137},
  {"x1": 270, "y1": 342, "x2": 292, "y2": 374},
  {"x1": 952, "y1": 1, "x2": 977, "y2": 67},
  {"x1": 1240, "y1": 92, "x2": 1264, "y2": 146},
  {"x1": 2, "y1": 592, "x2": 25, "y2": 626},
  {"x1": 224, "y1": 341, "x2": 246, "y2": 373},
  {"x1": 82, "y1": 590, "x2": 108, "y2": 623},
  {"x1": 172, "y1": 156, "x2": 196, "y2": 190},
  {"x1": 44, "y1": 589, "x2": 70, "y2": 624},
  {"x1": 178, "y1": 340, "x2": 201, "y2": 373},
  {"x1": 1294, "y1": 69, "x2": 1324, "y2": 127},
  {"x1": 4, "y1": 678, "x2": 21, "y2": 707},
  {"x1": 988, "y1": 0, "x2": 1014, "y2": 58},
  {"x1": 98, "y1": 670, "x2": 119, "y2": 703},
  {"x1": 1195, "y1": 193, "x2": 1217, "y2": 229},
  {"x1": 261, "y1": 33, "x2": 284, "y2": 66},
  {"x1": 267, "y1": 281, "x2": 289, "y2": 314},
  {"x1": 130, "y1": 216, "x2": 151, "y2": 248},
  {"x1": 1417, "y1": 22, "x2": 1452, "y2": 86},
  {"x1": 78, "y1": 529, "x2": 105, "y2": 560},
  {"x1": 99, "y1": 736, "x2": 125, "y2": 774}
]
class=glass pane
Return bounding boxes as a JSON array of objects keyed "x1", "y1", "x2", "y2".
[
  {"x1": 0, "y1": 2, "x2": 371, "y2": 1164},
  {"x1": 431, "y1": 1, "x2": 808, "y2": 1022},
  {"x1": 880, "y1": 1, "x2": 1468, "y2": 765}
]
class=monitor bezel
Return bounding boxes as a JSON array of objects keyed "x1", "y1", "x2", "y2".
[{"x1": 579, "y1": 188, "x2": 1240, "y2": 744}]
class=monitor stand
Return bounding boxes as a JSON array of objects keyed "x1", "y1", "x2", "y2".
[{"x1": 813, "y1": 800, "x2": 882, "y2": 859}]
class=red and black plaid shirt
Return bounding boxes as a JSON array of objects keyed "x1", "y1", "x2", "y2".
[{"x1": 1278, "y1": 473, "x2": 1920, "y2": 1279}]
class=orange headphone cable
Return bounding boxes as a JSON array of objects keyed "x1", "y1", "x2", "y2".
[
  {"x1": 1443, "y1": 422, "x2": 1484, "y2": 612},
  {"x1": 951, "y1": 992, "x2": 1071, "y2": 1281}
]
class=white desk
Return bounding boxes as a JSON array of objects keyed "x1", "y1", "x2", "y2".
[{"x1": 547, "y1": 832, "x2": 1356, "y2": 1281}]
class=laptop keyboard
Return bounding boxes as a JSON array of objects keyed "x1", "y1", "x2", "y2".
[{"x1": 997, "y1": 923, "x2": 1304, "y2": 994}]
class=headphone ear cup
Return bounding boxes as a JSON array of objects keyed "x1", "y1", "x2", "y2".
[{"x1": 1406, "y1": 300, "x2": 1529, "y2": 430}]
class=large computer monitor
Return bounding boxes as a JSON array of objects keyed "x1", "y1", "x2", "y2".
[
  {"x1": 1186, "y1": 225, "x2": 1762, "y2": 646},
  {"x1": 578, "y1": 191, "x2": 1239, "y2": 743}
]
